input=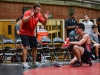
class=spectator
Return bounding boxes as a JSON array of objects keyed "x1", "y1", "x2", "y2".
[
  {"x1": 65, "y1": 12, "x2": 77, "y2": 38},
  {"x1": 14, "y1": 16, "x2": 23, "y2": 49},
  {"x1": 96, "y1": 17, "x2": 100, "y2": 41},
  {"x1": 68, "y1": 30, "x2": 79, "y2": 59},
  {"x1": 69, "y1": 30, "x2": 79, "y2": 41},
  {"x1": 82, "y1": 14, "x2": 93, "y2": 34},
  {"x1": 90, "y1": 19, "x2": 95, "y2": 25},
  {"x1": 89, "y1": 25, "x2": 100, "y2": 60},
  {"x1": 15, "y1": 16, "x2": 23, "y2": 39}
]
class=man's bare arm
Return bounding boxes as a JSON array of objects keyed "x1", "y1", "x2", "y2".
[
  {"x1": 23, "y1": 16, "x2": 32, "y2": 23},
  {"x1": 23, "y1": 10, "x2": 34, "y2": 23},
  {"x1": 16, "y1": 31, "x2": 20, "y2": 35},
  {"x1": 41, "y1": 16, "x2": 47, "y2": 26},
  {"x1": 91, "y1": 40, "x2": 97, "y2": 44}
]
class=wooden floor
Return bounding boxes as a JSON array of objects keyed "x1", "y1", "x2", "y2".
[{"x1": 0, "y1": 60, "x2": 100, "y2": 75}]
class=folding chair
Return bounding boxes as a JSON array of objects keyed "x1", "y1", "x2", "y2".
[
  {"x1": 52, "y1": 37, "x2": 64, "y2": 61},
  {"x1": 15, "y1": 38, "x2": 22, "y2": 44},
  {"x1": 40, "y1": 36, "x2": 51, "y2": 62},
  {"x1": 0, "y1": 35, "x2": 7, "y2": 63},
  {"x1": 41, "y1": 36, "x2": 51, "y2": 57},
  {"x1": 62, "y1": 38, "x2": 73, "y2": 61},
  {"x1": 2, "y1": 38, "x2": 15, "y2": 63},
  {"x1": 14, "y1": 38, "x2": 32, "y2": 62},
  {"x1": 0, "y1": 41, "x2": 3, "y2": 63},
  {"x1": 37, "y1": 30, "x2": 51, "y2": 62},
  {"x1": 11, "y1": 38, "x2": 22, "y2": 62}
]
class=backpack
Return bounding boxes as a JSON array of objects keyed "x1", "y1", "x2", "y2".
[{"x1": 11, "y1": 54, "x2": 22, "y2": 62}]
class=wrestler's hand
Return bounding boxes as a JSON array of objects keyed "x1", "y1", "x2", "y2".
[
  {"x1": 44, "y1": 11, "x2": 50, "y2": 19},
  {"x1": 67, "y1": 43, "x2": 71, "y2": 48}
]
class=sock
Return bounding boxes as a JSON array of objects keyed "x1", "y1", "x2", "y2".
[
  {"x1": 77, "y1": 59, "x2": 81, "y2": 62},
  {"x1": 96, "y1": 53, "x2": 98, "y2": 57}
]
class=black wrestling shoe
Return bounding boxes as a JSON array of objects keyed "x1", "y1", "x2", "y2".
[
  {"x1": 96, "y1": 56, "x2": 99, "y2": 60},
  {"x1": 88, "y1": 59, "x2": 92, "y2": 66},
  {"x1": 70, "y1": 61, "x2": 82, "y2": 67},
  {"x1": 89, "y1": 62, "x2": 92, "y2": 66},
  {"x1": 76, "y1": 61, "x2": 83, "y2": 67},
  {"x1": 85, "y1": 59, "x2": 92, "y2": 66}
]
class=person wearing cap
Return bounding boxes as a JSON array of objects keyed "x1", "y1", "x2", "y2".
[
  {"x1": 82, "y1": 14, "x2": 93, "y2": 34},
  {"x1": 96, "y1": 17, "x2": 100, "y2": 41},
  {"x1": 65, "y1": 12, "x2": 77, "y2": 38}
]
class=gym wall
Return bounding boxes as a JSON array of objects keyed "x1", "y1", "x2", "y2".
[{"x1": 0, "y1": 2, "x2": 100, "y2": 22}]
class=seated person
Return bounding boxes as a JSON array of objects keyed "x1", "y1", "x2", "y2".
[
  {"x1": 68, "y1": 30, "x2": 79, "y2": 59},
  {"x1": 69, "y1": 30, "x2": 79, "y2": 41},
  {"x1": 89, "y1": 25, "x2": 100, "y2": 60},
  {"x1": 96, "y1": 17, "x2": 100, "y2": 42},
  {"x1": 68, "y1": 23, "x2": 92, "y2": 67}
]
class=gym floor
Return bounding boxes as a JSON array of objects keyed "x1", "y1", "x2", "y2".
[{"x1": 0, "y1": 60, "x2": 100, "y2": 75}]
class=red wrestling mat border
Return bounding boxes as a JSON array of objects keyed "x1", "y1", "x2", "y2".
[{"x1": 23, "y1": 63, "x2": 100, "y2": 75}]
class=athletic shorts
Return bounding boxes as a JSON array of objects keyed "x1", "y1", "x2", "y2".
[
  {"x1": 81, "y1": 50, "x2": 92, "y2": 61},
  {"x1": 20, "y1": 34, "x2": 37, "y2": 48}
]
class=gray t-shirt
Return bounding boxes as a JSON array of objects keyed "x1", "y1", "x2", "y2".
[
  {"x1": 82, "y1": 20, "x2": 93, "y2": 34},
  {"x1": 69, "y1": 30, "x2": 79, "y2": 41},
  {"x1": 89, "y1": 32, "x2": 99, "y2": 43},
  {"x1": 14, "y1": 24, "x2": 20, "y2": 39}
]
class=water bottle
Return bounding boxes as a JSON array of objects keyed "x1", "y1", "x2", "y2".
[{"x1": 41, "y1": 54, "x2": 44, "y2": 63}]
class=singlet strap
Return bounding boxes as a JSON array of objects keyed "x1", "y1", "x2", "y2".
[{"x1": 78, "y1": 33, "x2": 86, "y2": 41}]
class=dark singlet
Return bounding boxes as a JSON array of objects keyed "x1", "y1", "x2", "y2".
[
  {"x1": 79, "y1": 33, "x2": 92, "y2": 64},
  {"x1": 79, "y1": 33, "x2": 91, "y2": 52}
]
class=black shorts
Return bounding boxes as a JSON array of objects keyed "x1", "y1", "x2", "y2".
[
  {"x1": 81, "y1": 50, "x2": 92, "y2": 62},
  {"x1": 20, "y1": 34, "x2": 37, "y2": 48}
]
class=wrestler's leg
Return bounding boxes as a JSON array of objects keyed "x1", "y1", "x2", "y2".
[{"x1": 73, "y1": 45, "x2": 84, "y2": 61}]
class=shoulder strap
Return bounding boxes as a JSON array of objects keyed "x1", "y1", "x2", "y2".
[
  {"x1": 79, "y1": 33, "x2": 86, "y2": 40},
  {"x1": 81, "y1": 33, "x2": 86, "y2": 39}
]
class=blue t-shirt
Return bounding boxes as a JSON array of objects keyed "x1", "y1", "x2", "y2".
[
  {"x1": 89, "y1": 32, "x2": 99, "y2": 43},
  {"x1": 69, "y1": 30, "x2": 79, "y2": 41}
]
